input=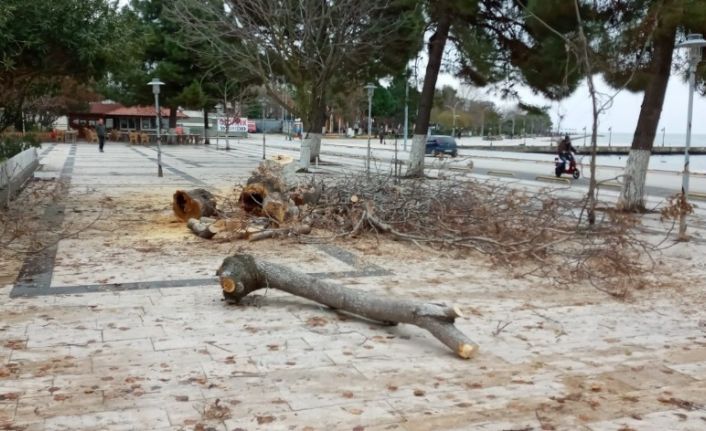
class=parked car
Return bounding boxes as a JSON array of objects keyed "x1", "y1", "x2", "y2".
[{"x1": 425, "y1": 135, "x2": 458, "y2": 157}]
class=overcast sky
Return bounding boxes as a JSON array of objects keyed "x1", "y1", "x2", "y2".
[
  {"x1": 437, "y1": 69, "x2": 706, "y2": 135},
  {"x1": 116, "y1": 0, "x2": 703, "y2": 134}
]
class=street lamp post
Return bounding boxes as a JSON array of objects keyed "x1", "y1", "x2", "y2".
[
  {"x1": 661, "y1": 127, "x2": 666, "y2": 147},
  {"x1": 403, "y1": 73, "x2": 409, "y2": 151},
  {"x1": 447, "y1": 102, "x2": 459, "y2": 137},
  {"x1": 224, "y1": 103, "x2": 231, "y2": 151},
  {"x1": 583, "y1": 126, "x2": 587, "y2": 147},
  {"x1": 261, "y1": 97, "x2": 267, "y2": 160},
  {"x1": 364, "y1": 83, "x2": 376, "y2": 176},
  {"x1": 215, "y1": 104, "x2": 223, "y2": 150},
  {"x1": 608, "y1": 126, "x2": 612, "y2": 147},
  {"x1": 677, "y1": 33, "x2": 706, "y2": 240},
  {"x1": 148, "y1": 78, "x2": 165, "y2": 177}
]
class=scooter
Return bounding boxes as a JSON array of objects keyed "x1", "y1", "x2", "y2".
[{"x1": 555, "y1": 156, "x2": 580, "y2": 179}]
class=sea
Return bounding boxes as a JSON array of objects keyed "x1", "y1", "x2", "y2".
[{"x1": 463, "y1": 133, "x2": 706, "y2": 174}]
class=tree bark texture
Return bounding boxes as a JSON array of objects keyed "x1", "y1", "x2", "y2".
[
  {"x1": 618, "y1": 25, "x2": 676, "y2": 211},
  {"x1": 217, "y1": 254, "x2": 478, "y2": 359},
  {"x1": 407, "y1": 17, "x2": 451, "y2": 177},
  {"x1": 173, "y1": 188, "x2": 217, "y2": 221}
]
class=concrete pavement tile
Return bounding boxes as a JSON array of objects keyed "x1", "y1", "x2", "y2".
[
  {"x1": 167, "y1": 397, "x2": 290, "y2": 430},
  {"x1": 91, "y1": 348, "x2": 205, "y2": 374},
  {"x1": 666, "y1": 361, "x2": 706, "y2": 380},
  {"x1": 8, "y1": 355, "x2": 92, "y2": 380},
  {"x1": 223, "y1": 399, "x2": 401, "y2": 431},
  {"x1": 76, "y1": 338, "x2": 155, "y2": 358},
  {"x1": 102, "y1": 383, "x2": 206, "y2": 412},
  {"x1": 253, "y1": 350, "x2": 335, "y2": 372},
  {"x1": 0, "y1": 420, "x2": 44, "y2": 431},
  {"x1": 270, "y1": 365, "x2": 381, "y2": 411},
  {"x1": 197, "y1": 374, "x2": 276, "y2": 401},
  {"x1": 44, "y1": 406, "x2": 170, "y2": 431},
  {"x1": 664, "y1": 345, "x2": 706, "y2": 363},
  {"x1": 0, "y1": 375, "x2": 55, "y2": 398},
  {"x1": 586, "y1": 409, "x2": 706, "y2": 431},
  {"x1": 599, "y1": 365, "x2": 696, "y2": 391},
  {"x1": 0, "y1": 400, "x2": 17, "y2": 423},
  {"x1": 401, "y1": 416, "x2": 542, "y2": 431},
  {"x1": 199, "y1": 357, "x2": 260, "y2": 379},
  {"x1": 16, "y1": 391, "x2": 104, "y2": 423},
  {"x1": 49, "y1": 293, "x2": 157, "y2": 307},
  {"x1": 102, "y1": 325, "x2": 166, "y2": 342},
  {"x1": 199, "y1": 333, "x2": 311, "y2": 359}
]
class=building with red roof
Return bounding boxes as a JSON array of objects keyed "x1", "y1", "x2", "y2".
[{"x1": 68, "y1": 102, "x2": 188, "y2": 136}]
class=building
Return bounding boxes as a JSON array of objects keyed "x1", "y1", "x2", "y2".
[{"x1": 67, "y1": 102, "x2": 188, "y2": 138}]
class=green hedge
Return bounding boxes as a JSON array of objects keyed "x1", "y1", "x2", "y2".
[{"x1": 0, "y1": 134, "x2": 41, "y2": 162}]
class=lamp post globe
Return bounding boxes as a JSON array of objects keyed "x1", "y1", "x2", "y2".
[
  {"x1": 147, "y1": 78, "x2": 165, "y2": 177},
  {"x1": 676, "y1": 33, "x2": 706, "y2": 240}
]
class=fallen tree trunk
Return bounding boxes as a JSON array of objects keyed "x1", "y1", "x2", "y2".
[
  {"x1": 216, "y1": 254, "x2": 478, "y2": 359},
  {"x1": 173, "y1": 189, "x2": 217, "y2": 221}
]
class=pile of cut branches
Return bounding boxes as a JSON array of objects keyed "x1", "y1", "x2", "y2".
[
  {"x1": 176, "y1": 160, "x2": 666, "y2": 295},
  {"x1": 301, "y1": 173, "x2": 659, "y2": 292}
]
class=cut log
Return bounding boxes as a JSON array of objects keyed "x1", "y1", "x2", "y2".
[
  {"x1": 248, "y1": 224, "x2": 312, "y2": 242},
  {"x1": 216, "y1": 254, "x2": 478, "y2": 359},
  {"x1": 173, "y1": 189, "x2": 217, "y2": 221},
  {"x1": 187, "y1": 218, "x2": 217, "y2": 239}
]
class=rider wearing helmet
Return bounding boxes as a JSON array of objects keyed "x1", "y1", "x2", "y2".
[{"x1": 557, "y1": 134, "x2": 576, "y2": 166}]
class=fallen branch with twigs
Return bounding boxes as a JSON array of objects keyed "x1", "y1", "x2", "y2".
[{"x1": 217, "y1": 253, "x2": 479, "y2": 358}]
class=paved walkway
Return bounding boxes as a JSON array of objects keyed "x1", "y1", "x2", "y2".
[{"x1": 0, "y1": 142, "x2": 705, "y2": 430}]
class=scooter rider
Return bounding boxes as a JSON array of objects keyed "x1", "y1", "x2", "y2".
[{"x1": 557, "y1": 134, "x2": 577, "y2": 167}]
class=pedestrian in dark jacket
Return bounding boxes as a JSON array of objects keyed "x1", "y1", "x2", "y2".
[{"x1": 97, "y1": 119, "x2": 106, "y2": 152}]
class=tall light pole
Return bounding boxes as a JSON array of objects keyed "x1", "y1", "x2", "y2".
[
  {"x1": 365, "y1": 83, "x2": 376, "y2": 176},
  {"x1": 224, "y1": 102, "x2": 231, "y2": 151},
  {"x1": 480, "y1": 109, "x2": 485, "y2": 138},
  {"x1": 260, "y1": 96, "x2": 267, "y2": 160},
  {"x1": 148, "y1": 78, "x2": 164, "y2": 177},
  {"x1": 661, "y1": 126, "x2": 666, "y2": 147},
  {"x1": 608, "y1": 126, "x2": 612, "y2": 147},
  {"x1": 677, "y1": 33, "x2": 706, "y2": 240},
  {"x1": 215, "y1": 104, "x2": 223, "y2": 150},
  {"x1": 447, "y1": 102, "x2": 459, "y2": 137},
  {"x1": 583, "y1": 126, "x2": 587, "y2": 146},
  {"x1": 403, "y1": 72, "x2": 409, "y2": 151}
]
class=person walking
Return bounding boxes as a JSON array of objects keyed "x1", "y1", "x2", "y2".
[{"x1": 97, "y1": 119, "x2": 106, "y2": 152}]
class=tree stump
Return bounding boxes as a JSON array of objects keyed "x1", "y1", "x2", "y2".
[
  {"x1": 216, "y1": 254, "x2": 478, "y2": 359},
  {"x1": 173, "y1": 189, "x2": 217, "y2": 221}
]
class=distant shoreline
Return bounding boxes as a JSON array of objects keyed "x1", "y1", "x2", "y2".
[{"x1": 460, "y1": 144, "x2": 706, "y2": 155}]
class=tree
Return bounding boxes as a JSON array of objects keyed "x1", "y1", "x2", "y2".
[
  {"x1": 168, "y1": 0, "x2": 423, "y2": 161},
  {"x1": 371, "y1": 87, "x2": 397, "y2": 126},
  {"x1": 605, "y1": 1, "x2": 706, "y2": 211},
  {"x1": 0, "y1": 0, "x2": 120, "y2": 131},
  {"x1": 23, "y1": 78, "x2": 102, "y2": 129},
  {"x1": 100, "y1": 0, "x2": 218, "y2": 140},
  {"x1": 406, "y1": 2, "x2": 466, "y2": 177}
]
